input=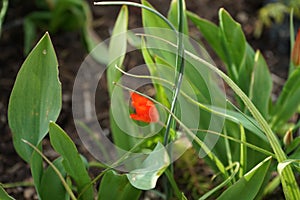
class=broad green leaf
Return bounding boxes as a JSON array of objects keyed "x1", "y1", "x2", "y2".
[
  {"x1": 167, "y1": 0, "x2": 188, "y2": 34},
  {"x1": 49, "y1": 122, "x2": 93, "y2": 200},
  {"x1": 219, "y1": 8, "x2": 246, "y2": 79},
  {"x1": 234, "y1": 44, "x2": 256, "y2": 108},
  {"x1": 107, "y1": 5, "x2": 128, "y2": 94},
  {"x1": 188, "y1": 9, "x2": 247, "y2": 83},
  {"x1": 8, "y1": 32, "x2": 61, "y2": 162},
  {"x1": 272, "y1": 67, "x2": 300, "y2": 129},
  {"x1": 217, "y1": 108, "x2": 268, "y2": 142},
  {"x1": 0, "y1": 185, "x2": 14, "y2": 200},
  {"x1": 127, "y1": 142, "x2": 170, "y2": 190},
  {"x1": 186, "y1": 11, "x2": 225, "y2": 62},
  {"x1": 40, "y1": 157, "x2": 69, "y2": 200},
  {"x1": 248, "y1": 51, "x2": 272, "y2": 118},
  {"x1": 141, "y1": 38, "x2": 170, "y2": 108},
  {"x1": 98, "y1": 170, "x2": 141, "y2": 200},
  {"x1": 141, "y1": 0, "x2": 170, "y2": 29},
  {"x1": 106, "y1": 5, "x2": 139, "y2": 151},
  {"x1": 188, "y1": 9, "x2": 259, "y2": 114},
  {"x1": 217, "y1": 156, "x2": 272, "y2": 200},
  {"x1": 141, "y1": 0, "x2": 176, "y2": 67}
]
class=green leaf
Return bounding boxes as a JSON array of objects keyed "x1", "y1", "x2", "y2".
[
  {"x1": 49, "y1": 122, "x2": 93, "y2": 200},
  {"x1": 186, "y1": 11, "x2": 225, "y2": 62},
  {"x1": 233, "y1": 44, "x2": 255, "y2": 104},
  {"x1": 167, "y1": 0, "x2": 189, "y2": 34},
  {"x1": 106, "y1": 5, "x2": 140, "y2": 151},
  {"x1": 40, "y1": 157, "x2": 69, "y2": 200},
  {"x1": 219, "y1": 8, "x2": 246, "y2": 79},
  {"x1": 8, "y1": 32, "x2": 61, "y2": 162},
  {"x1": 141, "y1": 0, "x2": 176, "y2": 67},
  {"x1": 217, "y1": 156, "x2": 272, "y2": 200},
  {"x1": 107, "y1": 5, "x2": 128, "y2": 94},
  {"x1": 272, "y1": 67, "x2": 300, "y2": 129},
  {"x1": 212, "y1": 106, "x2": 268, "y2": 142},
  {"x1": 126, "y1": 142, "x2": 170, "y2": 190},
  {"x1": 141, "y1": 0, "x2": 170, "y2": 29},
  {"x1": 188, "y1": 9, "x2": 247, "y2": 83},
  {"x1": 141, "y1": 38, "x2": 170, "y2": 108},
  {"x1": 98, "y1": 170, "x2": 141, "y2": 200},
  {"x1": 248, "y1": 51, "x2": 272, "y2": 118},
  {"x1": 0, "y1": 185, "x2": 14, "y2": 200}
]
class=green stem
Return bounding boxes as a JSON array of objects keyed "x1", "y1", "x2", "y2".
[
  {"x1": 1, "y1": 181, "x2": 34, "y2": 188},
  {"x1": 194, "y1": 129, "x2": 274, "y2": 157},
  {"x1": 94, "y1": 1, "x2": 176, "y2": 31},
  {"x1": 239, "y1": 123, "x2": 247, "y2": 178},
  {"x1": 223, "y1": 128, "x2": 235, "y2": 183},
  {"x1": 163, "y1": 0, "x2": 185, "y2": 146},
  {"x1": 289, "y1": 9, "x2": 295, "y2": 76},
  {"x1": 164, "y1": 169, "x2": 185, "y2": 199}
]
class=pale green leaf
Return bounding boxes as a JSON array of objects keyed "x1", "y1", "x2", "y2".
[
  {"x1": 40, "y1": 157, "x2": 69, "y2": 200},
  {"x1": 167, "y1": 0, "x2": 188, "y2": 34},
  {"x1": 249, "y1": 51, "x2": 272, "y2": 118},
  {"x1": 49, "y1": 122, "x2": 93, "y2": 200},
  {"x1": 272, "y1": 67, "x2": 300, "y2": 129},
  {"x1": 98, "y1": 170, "x2": 141, "y2": 200},
  {"x1": 127, "y1": 142, "x2": 170, "y2": 190},
  {"x1": 8, "y1": 32, "x2": 61, "y2": 162}
]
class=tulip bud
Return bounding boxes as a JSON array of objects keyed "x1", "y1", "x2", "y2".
[
  {"x1": 291, "y1": 28, "x2": 300, "y2": 67},
  {"x1": 283, "y1": 128, "x2": 293, "y2": 146}
]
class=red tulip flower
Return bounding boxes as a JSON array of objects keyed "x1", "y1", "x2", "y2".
[
  {"x1": 291, "y1": 28, "x2": 300, "y2": 66},
  {"x1": 130, "y1": 92, "x2": 159, "y2": 123}
]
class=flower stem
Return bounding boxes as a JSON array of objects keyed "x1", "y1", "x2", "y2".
[{"x1": 163, "y1": 0, "x2": 185, "y2": 146}]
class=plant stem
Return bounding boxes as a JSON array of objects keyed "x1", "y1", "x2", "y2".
[
  {"x1": 94, "y1": 1, "x2": 176, "y2": 31},
  {"x1": 163, "y1": 0, "x2": 185, "y2": 146},
  {"x1": 1, "y1": 181, "x2": 34, "y2": 188}
]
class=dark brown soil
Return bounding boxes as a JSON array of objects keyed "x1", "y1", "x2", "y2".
[{"x1": 0, "y1": 0, "x2": 294, "y2": 199}]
